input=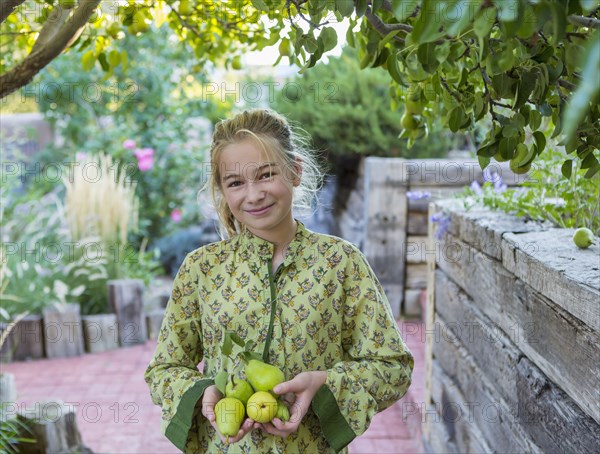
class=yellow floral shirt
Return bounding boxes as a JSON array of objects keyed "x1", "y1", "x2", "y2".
[{"x1": 145, "y1": 220, "x2": 414, "y2": 453}]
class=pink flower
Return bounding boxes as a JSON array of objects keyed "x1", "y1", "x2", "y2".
[
  {"x1": 123, "y1": 139, "x2": 136, "y2": 150},
  {"x1": 170, "y1": 208, "x2": 183, "y2": 223},
  {"x1": 133, "y1": 148, "x2": 154, "y2": 172},
  {"x1": 75, "y1": 152, "x2": 89, "y2": 162}
]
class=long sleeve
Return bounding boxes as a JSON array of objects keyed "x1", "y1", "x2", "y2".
[
  {"x1": 312, "y1": 247, "x2": 414, "y2": 452},
  {"x1": 144, "y1": 252, "x2": 214, "y2": 451}
]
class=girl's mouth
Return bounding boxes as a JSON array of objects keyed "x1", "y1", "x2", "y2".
[{"x1": 247, "y1": 204, "x2": 274, "y2": 215}]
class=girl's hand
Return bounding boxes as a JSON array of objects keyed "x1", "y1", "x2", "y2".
[
  {"x1": 255, "y1": 371, "x2": 327, "y2": 438},
  {"x1": 200, "y1": 384, "x2": 255, "y2": 444}
]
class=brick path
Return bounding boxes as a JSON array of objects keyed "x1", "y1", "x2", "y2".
[{"x1": 3, "y1": 321, "x2": 424, "y2": 453}]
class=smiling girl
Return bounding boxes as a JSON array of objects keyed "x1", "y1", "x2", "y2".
[{"x1": 145, "y1": 109, "x2": 414, "y2": 453}]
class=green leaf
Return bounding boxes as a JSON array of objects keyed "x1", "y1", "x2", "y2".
[
  {"x1": 562, "y1": 31, "x2": 600, "y2": 142},
  {"x1": 445, "y1": 0, "x2": 480, "y2": 37},
  {"x1": 474, "y1": 6, "x2": 497, "y2": 38},
  {"x1": 584, "y1": 162, "x2": 600, "y2": 178},
  {"x1": 411, "y1": 0, "x2": 445, "y2": 44},
  {"x1": 378, "y1": 30, "x2": 401, "y2": 52},
  {"x1": 478, "y1": 155, "x2": 491, "y2": 170},
  {"x1": 215, "y1": 370, "x2": 227, "y2": 394},
  {"x1": 513, "y1": 70, "x2": 536, "y2": 109},
  {"x1": 245, "y1": 339, "x2": 256, "y2": 351},
  {"x1": 561, "y1": 159, "x2": 573, "y2": 179},
  {"x1": 319, "y1": 27, "x2": 338, "y2": 52},
  {"x1": 98, "y1": 52, "x2": 109, "y2": 71},
  {"x1": 335, "y1": 0, "x2": 354, "y2": 17},
  {"x1": 393, "y1": 0, "x2": 420, "y2": 22},
  {"x1": 581, "y1": 150, "x2": 597, "y2": 169},
  {"x1": 355, "y1": 0, "x2": 368, "y2": 17},
  {"x1": 372, "y1": 0, "x2": 384, "y2": 13},
  {"x1": 529, "y1": 110, "x2": 542, "y2": 130},
  {"x1": 417, "y1": 43, "x2": 439, "y2": 73},
  {"x1": 81, "y1": 50, "x2": 95, "y2": 71},
  {"x1": 387, "y1": 53, "x2": 408, "y2": 85},
  {"x1": 449, "y1": 105, "x2": 466, "y2": 132},
  {"x1": 251, "y1": 0, "x2": 269, "y2": 11},
  {"x1": 533, "y1": 131, "x2": 546, "y2": 154},
  {"x1": 222, "y1": 333, "x2": 233, "y2": 356}
]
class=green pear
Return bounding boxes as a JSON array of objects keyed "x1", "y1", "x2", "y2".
[
  {"x1": 225, "y1": 376, "x2": 254, "y2": 406},
  {"x1": 246, "y1": 391, "x2": 278, "y2": 423},
  {"x1": 244, "y1": 359, "x2": 285, "y2": 392},
  {"x1": 276, "y1": 399, "x2": 290, "y2": 422},
  {"x1": 214, "y1": 397, "x2": 245, "y2": 442},
  {"x1": 573, "y1": 227, "x2": 594, "y2": 249}
]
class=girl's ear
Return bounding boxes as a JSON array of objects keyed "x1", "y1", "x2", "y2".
[{"x1": 292, "y1": 157, "x2": 303, "y2": 187}]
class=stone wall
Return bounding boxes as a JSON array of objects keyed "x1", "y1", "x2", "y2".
[{"x1": 423, "y1": 200, "x2": 600, "y2": 452}]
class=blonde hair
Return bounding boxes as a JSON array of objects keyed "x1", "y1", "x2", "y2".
[{"x1": 201, "y1": 109, "x2": 324, "y2": 239}]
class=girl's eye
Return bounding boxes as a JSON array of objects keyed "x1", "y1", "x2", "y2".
[
  {"x1": 228, "y1": 180, "x2": 242, "y2": 188},
  {"x1": 260, "y1": 172, "x2": 274, "y2": 180}
]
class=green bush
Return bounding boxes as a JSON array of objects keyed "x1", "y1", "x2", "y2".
[
  {"x1": 270, "y1": 48, "x2": 468, "y2": 161},
  {"x1": 29, "y1": 26, "x2": 221, "y2": 244}
]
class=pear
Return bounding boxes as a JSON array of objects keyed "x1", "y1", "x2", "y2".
[
  {"x1": 244, "y1": 359, "x2": 285, "y2": 392},
  {"x1": 225, "y1": 376, "x2": 254, "y2": 406},
  {"x1": 275, "y1": 399, "x2": 290, "y2": 422},
  {"x1": 573, "y1": 227, "x2": 594, "y2": 249},
  {"x1": 214, "y1": 397, "x2": 245, "y2": 442},
  {"x1": 246, "y1": 391, "x2": 278, "y2": 423}
]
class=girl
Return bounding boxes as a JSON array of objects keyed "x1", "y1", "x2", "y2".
[{"x1": 145, "y1": 109, "x2": 414, "y2": 453}]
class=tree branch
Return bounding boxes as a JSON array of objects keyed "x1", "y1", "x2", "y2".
[
  {"x1": 365, "y1": 9, "x2": 406, "y2": 43},
  {"x1": 558, "y1": 78, "x2": 578, "y2": 91},
  {"x1": 0, "y1": 0, "x2": 102, "y2": 99},
  {"x1": 0, "y1": 0, "x2": 25, "y2": 24},
  {"x1": 567, "y1": 15, "x2": 600, "y2": 29}
]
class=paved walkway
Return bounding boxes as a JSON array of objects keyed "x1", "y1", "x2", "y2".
[{"x1": 3, "y1": 321, "x2": 425, "y2": 453}]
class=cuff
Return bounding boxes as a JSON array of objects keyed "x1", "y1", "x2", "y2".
[
  {"x1": 165, "y1": 378, "x2": 214, "y2": 450},
  {"x1": 311, "y1": 384, "x2": 356, "y2": 453}
]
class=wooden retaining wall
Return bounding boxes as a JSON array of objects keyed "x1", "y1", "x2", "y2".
[
  {"x1": 362, "y1": 157, "x2": 524, "y2": 318},
  {"x1": 423, "y1": 200, "x2": 600, "y2": 452}
]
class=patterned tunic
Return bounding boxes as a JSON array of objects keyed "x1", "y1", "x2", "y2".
[{"x1": 145, "y1": 219, "x2": 414, "y2": 453}]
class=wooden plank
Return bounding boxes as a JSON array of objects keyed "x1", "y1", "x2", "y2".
[
  {"x1": 422, "y1": 202, "x2": 437, "y2": 441},
  {"x1": 433, "y1": 293, "x2": 600, "y2": 452},
  {"x1": 436, "y1": 233, "x2": 600, "y2": 423},
  {"x1": 146, "y1": 309, "x2": 165, "y2": 341},
  {"x1": 363, "y1": 157, "x2": 409, "y2": 318},
  {"x1": 9, "y1": 315, "x2": 44, "y2": 361},
  {"x1": 503, "y1": 229, "x2": 600, "y2": 331},
  {"x1": 107, "y1": 279, "x2": 147, "y2": 346},
  {"x1": 428, "y1": 360, "x2": 495, "y2": 454},
  {"x1": 406, "y1": 235, "x2": 428, "y2": 264},
  {"x1": 407, "y1": 211, "x2": 428, "y2": 235},
  {"x1": 43, "y1": 304, "x2": 84, "y2": 359},
  {"x1": 431, "y1": 358, "x2": 541, "y2": 453},
  {"x1": 17, "y1": 401, "x2": 91, "y2": 453},
  {"x1": 403, "y1": 289, "x2": 422, "y2": 317},
  {"x1": 82, "y1": 314, "x2": 119, "y2": 354},
  {"x1": 406, "y1": 263, "x2": 427, "y2": 288}
]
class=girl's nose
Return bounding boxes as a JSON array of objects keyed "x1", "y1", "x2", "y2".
[{"x1": 246, "y1": 181, "x2": 266, "y2": 201}]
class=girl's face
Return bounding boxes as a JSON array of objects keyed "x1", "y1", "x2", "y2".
[{"x1": 219, "y1": 139, "x2": 301, "y2": 241}]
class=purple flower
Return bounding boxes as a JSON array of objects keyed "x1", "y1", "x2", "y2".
[
  {"x1": 470, "y1": 180, "x2": 483, "y2": 196},
  {"x1": 407, "y1": 191, "x2": 431, "y2": 200},
  {"x1": 431, "y1": 212, "x2": 451, "y2": 240},
  {"x1": 123, "y1": 139, "x2": 136, "y2": 150},
  {"x1": 483, "y1": 168, "x2": 493, "y2": 183},
  {"x1": 133, "y1": 148, "x2": 155, "y2": 172}
]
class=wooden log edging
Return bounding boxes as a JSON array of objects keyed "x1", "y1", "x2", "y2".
[{"x1": 424, "y1": 200, "x2": 600, "y2": 451}]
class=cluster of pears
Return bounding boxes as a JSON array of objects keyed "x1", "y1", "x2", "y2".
[{"x1": 215, "y1": 360, "x2": 290, "y2": 442}]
